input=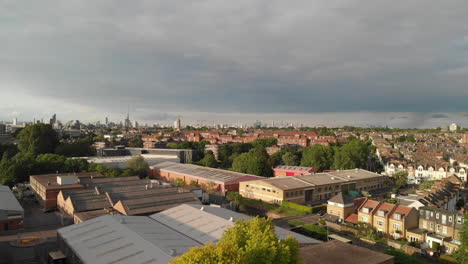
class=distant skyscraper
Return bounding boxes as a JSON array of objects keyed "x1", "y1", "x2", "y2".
[
  {"x1": 124, "y1": 110, "x2": 131, "y2": 128},
  {"x1": 105, "y1": 117, "x2": 109, "y2": 125},
  {"x1": 174, "y1": 119, "x2": 181, "y2": 131},
  {"x1": 49, "y1": 114, "x2": 56, "y2": 126},
  {"x1": 12, "y1": 117, "x2": 17, "y2": 126},
  {"x1": 132, "y1": 121, "x2": 139, "y2": 128}
]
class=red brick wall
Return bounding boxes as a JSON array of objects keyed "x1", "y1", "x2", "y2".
[{"x1": 0, "y1": 218, "x2": 23, "y2": 231}]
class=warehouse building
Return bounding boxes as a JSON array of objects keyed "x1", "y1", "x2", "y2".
[
  {"x1": 57, "y1": 176, "x2": 201, "y2": 223},
  {"x1": 149, "y1": 162, "x2": 263, "y2": 192},
  {"x1": 239, "y1": 169, "x2": 388, "y2": 205},
  {"x1": 0, "y1": 185, "x2": 24, "y2": 231},
  {"x1": 56, "y1": 204, "x2": 319, "y2": 264},
  {"x1": 30, "y1": 172, "x2": 104, "y2": 209}
]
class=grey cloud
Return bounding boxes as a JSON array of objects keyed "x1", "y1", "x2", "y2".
[
  {"x1": 1, "y1": 0, "x2": 468, "y2": 120},
  {"x1": 431, "y1": 114, "x2": 449, "y2": 119}
]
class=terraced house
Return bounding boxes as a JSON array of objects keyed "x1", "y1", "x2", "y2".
[
  {"x1": 357, "y1": 199, "x2": 418, "y2": 239},
  {"x1": 412, "y1": 206, "x2": 464, "y2": 254},
  {"x1": 239, "y1": 169, "x2": 388, "y2": 205}
]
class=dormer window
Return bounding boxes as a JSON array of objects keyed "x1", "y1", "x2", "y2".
[
  {"x1": 394, "y1": 213, "x2": 402, "y2": 221},
  {"x1": 378, "y1": 210, "x2": 386, "y2": 217},
  {"x1": 362, "y1": 207, "x2": 370, "y2": 214}
]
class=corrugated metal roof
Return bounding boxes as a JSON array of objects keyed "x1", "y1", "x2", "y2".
[
  {"x1": 150, "y1": 204, "x2": 321, "y2": 244},
  {"x1": 151, "y1": 162, "x2": 262, "y2": 183},
  {"x1": 0, "y1": 185, "x2": 24, "y2": 213},
  {"x1": 58, "y1": 215, "x2": 201, "y2": 264}
]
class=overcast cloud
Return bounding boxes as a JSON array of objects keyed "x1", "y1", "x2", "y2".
[{"x1": 1, "y1": 1, "x2": 468, "y2": 126}]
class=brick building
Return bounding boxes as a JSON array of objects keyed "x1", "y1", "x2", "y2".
[
  {"x1": 150, "y1": 162, "x2": 263, "y2": 193},
  {"x1": 30, "y1": 172, "x2": 104, "y2": 209},
  {"x1": 0, "y1": 185, "x2": 24, "y2": 231}
]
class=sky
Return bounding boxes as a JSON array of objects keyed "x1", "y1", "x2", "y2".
[{"x1": 1, "y1": 1, "x2": 468, "y2": 128}]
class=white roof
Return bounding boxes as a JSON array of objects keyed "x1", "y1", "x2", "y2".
[
  {"x1": 0, "y1": 185, "x2": 24, "y2": 213},
  {"x1": 58, "y1": 205, "x2": 320, "y2": 264},
  {"x1": 57, "y1": 215, "x2": 201, "y2": 264},
  {"x1": 150, "y1": 204, "x2": 321, "y2": 244}
]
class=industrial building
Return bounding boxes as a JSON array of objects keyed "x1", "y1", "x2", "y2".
[
  {"x1": 149, "y1": 162, "x2": 263, "y2": 192},
  {"x1": 239, "y1": 169, "x2": 388, "y2": 205},
  {"x1": 56, "y1": 176, "x2": 201, "y2": 223},
  {"x1": 0, "y1": 185, "x2": 24, "y2": 231},
  {"x1": 30, "y1": 172, "x2": 104, "y2": 209},
  {"x1": 56, "y1": 204, "x2": 319, "y2": 264}
]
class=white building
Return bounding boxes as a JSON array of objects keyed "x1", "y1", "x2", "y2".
[
  {"x1": 174, "y1": 119, "x2": 181, "y2": 131},
  {"x1": 449, "y1": 123, "x2": 458, "y2": 132}
]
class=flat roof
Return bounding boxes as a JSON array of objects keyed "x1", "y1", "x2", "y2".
[
  {"x1": 151, "y1": 162, "x2": 263, "y2": 184},
  {"x1": 58, "y1": 215, "x2": 202, "y2": 264},
  {"x1": 30, "y1": 172, "x2": 103, "y2": 190},
  {"x1": 0, "y1": 185, "x2": 24, "y2": 213},
  {"x1": 299, "y1": 240, "x2": 394, "y2": 264},
  {"x1": 150, "y1": 204, "x2": 320, "y2": 244}
]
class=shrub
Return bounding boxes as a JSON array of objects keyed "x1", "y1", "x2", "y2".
[{"x1": 288, "y1": 220, "x2": 304, "y2": 227}]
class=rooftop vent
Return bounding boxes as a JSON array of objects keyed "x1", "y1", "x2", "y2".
[
  {"x1": 200, "y1": 206, "x2": 205, "y2": 211},
  {"x1": 170, "y1": 249, "x2": 177, "y2": 256},
  {"x1": 229, "y1": 217, "x2": 234, "y2": 222}
]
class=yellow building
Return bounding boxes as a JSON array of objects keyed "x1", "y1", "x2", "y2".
[{"x1": 240, "y1": 169, "x2": 388, "y2": 205}]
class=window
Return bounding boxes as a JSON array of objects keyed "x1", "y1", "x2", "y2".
[
  {"x1": 457, "y1": 216, "x2": 463, "y2": 224},
  {"x1": 246, "y1": 185, "x2": 249, "y2": 188},
  {"x1": 436, "y1": 213, "x2": 439, "y2": 219},
  {"x1": 436, "y1": 224, "x2": 440, "y2": 232},
  {"x1": 378, "y1": 210, "x2": 385, "y2": 217},
  {"x1": 426, "y1": 211, "x2": 430, "y2": 219},
  {"x1": 394, "y1": 214, "x2": 401, "y2": 220},
  {"x1": 393, "y1": 223, "x2": 400, "y2": 230},
  {"x1": 430, "y1": 223, "x2": 434, "y2": 229},
  {"x1": 443, "y1": 226, "x2": 448, "y2": 234},
  {"x1": 377, "y1": 220, "x2": 384, "y2": 226},
  {"x1": 449, "y1": 216, "x2": 453, "y2": 222},
  {"x1": 431, "y1": 212, "x2": 434, "y2": 217},
  {"x1": 423, "y1": 221, "x2": 427, "y2": 229},
  {"x1": 362, "y1": 207, "x2": 370, "y2": 214},
  {"x1": 362, "y1": 216, "x2": 368, "y2": 223},
  {"x1": 442, "y1": 215, "x2": 446, "y2": 225}
]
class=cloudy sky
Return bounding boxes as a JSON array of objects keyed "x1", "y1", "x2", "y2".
[{"x1": 1, "y1": 1, "x2": 468, "y2": 127}]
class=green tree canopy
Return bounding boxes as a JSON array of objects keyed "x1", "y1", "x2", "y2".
[
  {"x1": 282, "y1": 152, "x2": 300, "y2": 166},
  {"x1": 332, "y1": 139, "x2": 370, "y2": 170},
  {"x1": 251, "y1": 137, "x2": 278, "y2": 148},
  {"x1": 125, "y1": 155, "x2": 149, "y2": 178},
  {"x1": 170, "y1": 217, "x2": 299, "y2": 264},
  {"x1": 392, "y1": 171, "x2": 408, "y2": 189},
  {"x1": 198, "y1": 151, "x2": 218, "y2": 168},
  {"x1": 17, "y1": 124, "x2": 59, "y2": 156},
  {"x1": 301, "y1": 145, "x2": 334, "y2": 171},
  {"x1": 231, "y1": 153, "x2": 273, "y2": 177}
]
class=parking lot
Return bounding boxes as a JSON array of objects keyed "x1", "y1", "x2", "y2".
[{"x1": 0, "y1": 199, "x2": 68, "y2": 263}]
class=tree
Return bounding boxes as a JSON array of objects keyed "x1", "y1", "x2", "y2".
[
  {"x1": 332, "y1": 139, "x2": 370, "y2": 170},
  {"x1": 125, "y1": 155, "x2": 149, "y2": 178},
  {"x1": 0, "y1": 143, "x2": 18, "y2": 159},
  {"x1": 252, "y1": 137, "x2": 278, "y2": 148},
  {"x1": 282, "y1": 152, "x2": 299, "y2": 166},
  {"x1": 198, "y1": 151, "x2": 218, "y2": 168},
  {"x1": 128, "y1": 135, "x2": 144, "y2": 148},
  {"x1": 17, "y1": 124, "x2": 59, "y2": 156},
  {"x1": 55, "y1": 139, "x2": 95, "y2": 157},
  {"x1": 170, "y1": 217, "x2": 299, "y2": 264},
  {"x1": 231, "y1": 153, "x2": 273, "y2": 177},
  {"x1": 301, "y1": 145, "x2": 334, "y2": 171},
  {"x1": 418, "y1": 181, "x2": 435, "y2": 190},
  {"x1": 454, "y1": 213, "x2": 468, "y2": 264},
  {"x1": 0, "y1": 153, "x2": 36, "y2": 186},
  {"x1": 36, "y1": 153, "x2": 67, "y2": 173},
  {"x1": 392, "y1": 171, "x2": 408, "y2": 189}
]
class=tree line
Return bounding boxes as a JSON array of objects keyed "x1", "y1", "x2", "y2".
[{"x1": 0, "y1": 124, "x2": 147, "y2": 186}]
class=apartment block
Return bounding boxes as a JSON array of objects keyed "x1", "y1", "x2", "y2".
[{"x1": 240, "y1": 169, "x2": 388, "y2": 205}]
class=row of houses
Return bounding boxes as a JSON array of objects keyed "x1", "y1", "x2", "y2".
[{"x1": 326, "y1": 194, "x2": 464, "y2": 255}]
